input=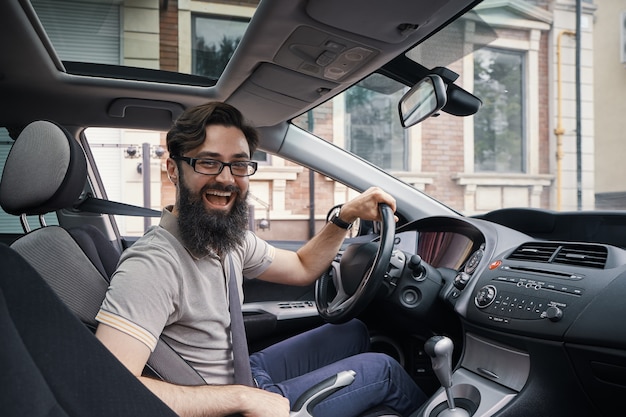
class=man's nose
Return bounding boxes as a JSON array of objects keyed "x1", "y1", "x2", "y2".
[{"x1": 215, "y1": 165, "x2": 236, "y2": 183}]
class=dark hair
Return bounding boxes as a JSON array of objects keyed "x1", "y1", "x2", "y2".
[{"x1": 166, "y1": 102, "x2": 259, "y2": 158}]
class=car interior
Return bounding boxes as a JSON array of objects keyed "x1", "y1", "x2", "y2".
[{"x1": 1, "y1": 0, "x2": 625, "y2": 416}]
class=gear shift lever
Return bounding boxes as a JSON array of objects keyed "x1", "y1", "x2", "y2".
[{"x1": 424, "y1": 336, "x2": 469, "y2": 417}]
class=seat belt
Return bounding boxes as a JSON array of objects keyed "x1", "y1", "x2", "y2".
[
  {"x1": 74, "y1": 195, "x2": 161, "y2": 217},
  {"x1": 227, "y1": 255, "x2": 253, "y2": 386},
  {"x1": 74, "y1": 197, "x2": 252, "y2": 386}
]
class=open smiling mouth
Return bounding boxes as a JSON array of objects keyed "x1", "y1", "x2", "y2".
[{"x1": 204, "y1": 189, "x2": 237, "y2": 209}]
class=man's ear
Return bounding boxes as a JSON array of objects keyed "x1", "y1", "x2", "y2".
[{"x1": 166, "y1": 158, "x2": 178, "y2": 185}]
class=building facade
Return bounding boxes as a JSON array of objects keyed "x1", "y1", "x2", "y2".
[{"x1": 5, "y1": 0, "x2": 607, "y2": 241}]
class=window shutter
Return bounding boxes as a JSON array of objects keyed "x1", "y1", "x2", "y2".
[{"x1": 31, "y1": 0, "x2": 120, "y2": 65}]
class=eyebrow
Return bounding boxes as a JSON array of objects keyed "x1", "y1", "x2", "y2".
[{"x1": 192, "y1": 151, "x2": 250, "y2": 160}]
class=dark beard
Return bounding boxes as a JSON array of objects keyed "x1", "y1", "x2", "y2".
[{"x1": 176, "y1": 177, "x2": 249, "y2": 258}]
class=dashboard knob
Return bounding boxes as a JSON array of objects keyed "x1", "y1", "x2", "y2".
[
  {"x1": 454, "y1": 271, "x2": 470, "y2": 289},
  {"x1": 475, "y1": 285, "x2": 496, "y2": 308},
  {"x1": 544, "y1": 306, "x2": 563, "y2": 322},
  {"x1": 408, "y1": 254, "x2": 426, "y2": 281}
]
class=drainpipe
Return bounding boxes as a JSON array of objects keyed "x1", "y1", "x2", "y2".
[
  {"x1": 307, "y1": 111, "x2": 315, "y2": 239},
  {"x1": 555, "y1": 30, "x2": 575, "y2": 211},
  {"x1": 142, "y1": 142, "x2": 151, "y2": 231},
  {"x1": 575, "y1": 0, "x2": 582, "y2": 210}
]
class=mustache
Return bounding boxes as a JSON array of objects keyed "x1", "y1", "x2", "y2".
[{"x1": 200, "y1": 183, "x2": 241, "y2": 195}]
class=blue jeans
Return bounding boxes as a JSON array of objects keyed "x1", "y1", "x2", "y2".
[{"x1": 249, "y1": 319, "x2": 426, "y2": 417}]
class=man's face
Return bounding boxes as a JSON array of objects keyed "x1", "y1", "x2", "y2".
[
  {"x1": 172, "y1": 124, "x2": 251, "y2": 212},
  {"x1": 167, "y1": 124, "x2": 252, "y2": 256}
]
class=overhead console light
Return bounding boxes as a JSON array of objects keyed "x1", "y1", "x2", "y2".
[
  {"x1": 275, "y1": 27, "x2": 378, "y2": 82},
  {"x1": 323, "y1": 46, "x2": 375, "y2": 81}
]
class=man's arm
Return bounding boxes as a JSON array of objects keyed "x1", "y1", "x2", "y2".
[
  {"x1": 95, "y1": 324, "x2": 290, "y2": 417},
  {"x1": 258, "y1": 187, "x2": 397, "y2": 286}
]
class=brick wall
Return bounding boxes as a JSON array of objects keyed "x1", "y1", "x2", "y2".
[
  {"x1": 160, "y1": 0, "x2": 178, "y2": 72},
  {"x1": 422, "y1": 113, "x2": 466, "y2": 212},
  {"x1": 160, "y1": 1, "x2": 178, "y2": 208},
  {"x1": 287, "y1": 102, "x2": 337, "y2": 218}
]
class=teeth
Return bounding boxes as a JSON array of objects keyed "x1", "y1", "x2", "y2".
[{"x1": 206, "y1": 190, "x2": 232, "y2": 197}]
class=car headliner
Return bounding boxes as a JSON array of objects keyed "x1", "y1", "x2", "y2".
[{"x1": 0, "y1": 0, "x2": 482, "y2": 136}]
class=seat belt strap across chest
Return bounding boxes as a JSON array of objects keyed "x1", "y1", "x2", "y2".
[{"x1": 227, "y1": 255, "x2": 254, "y2": 386}]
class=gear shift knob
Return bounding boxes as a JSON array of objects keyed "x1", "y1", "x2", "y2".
[
  {"x1": 424, "y1": 335, "x2": 454, "y2": 388},
  {"x1": 425, "y1": 336, "x2": 469, "y2": 417}
]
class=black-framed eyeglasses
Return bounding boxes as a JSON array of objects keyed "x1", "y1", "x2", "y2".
[{"x1": 172, "y1": 156, "x2": 258, "y2": 177}]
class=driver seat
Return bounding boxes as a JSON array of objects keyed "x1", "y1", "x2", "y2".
[{"x1": 0, "y1": 120, "x2": 404, "y2": 417}]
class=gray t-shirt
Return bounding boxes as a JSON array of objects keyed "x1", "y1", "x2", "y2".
[{"x1": 96, "y1": 207, "x2": 275, "y2": 384}]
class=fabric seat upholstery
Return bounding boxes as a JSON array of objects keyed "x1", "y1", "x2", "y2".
[
  {"x1": 0, "y1": 120, "x2": 205, "y2": 385},
  {"x1": 0, "y1": 242, "x2": 177, "y2": 417}
]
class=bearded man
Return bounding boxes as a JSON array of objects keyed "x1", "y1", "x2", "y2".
[{"x1": 95, "y1": 102, "x2": 426, "y2": 417}]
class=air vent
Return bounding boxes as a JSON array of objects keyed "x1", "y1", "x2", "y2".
[
  {"x1": 508, "y1": 242, "x2": 559, "y2": 263},
  {"x1": 553, "y1": 245, "x2": 608, "y2": 269},
  {"x1": 508, "y1": 242, "x2": 608, "y2": 269}
]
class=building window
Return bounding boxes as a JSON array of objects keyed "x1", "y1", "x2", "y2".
[
  {"x1": 473, "y1": 48, "x2": 525, "y2": 173},
  {"x1": 192, "y1": 14, "x2": 248, "y2": 79},
  {"x1": 31, "y1": 0, "x2": 121, "y2": 65},
  {"x1": 344, "y1": 75, "x2": 407, "y2": 171},
  {"x1": 252, "y1": 150, "x2": 269, "y2": 164}
]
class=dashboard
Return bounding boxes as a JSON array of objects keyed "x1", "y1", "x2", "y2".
[
  {"x1": 392, "y1": 212, "x2": 626, "y2": 416},
  {"x1": 396, "y1": 214, "x2": 626, "y2": 341}
]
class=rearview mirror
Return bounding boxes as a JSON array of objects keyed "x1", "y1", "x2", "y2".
[{"x1": 398, "y1": 74, "x2": 447, "y2": 128}]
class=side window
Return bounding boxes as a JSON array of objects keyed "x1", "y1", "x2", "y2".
[
  {"x1": 85, "y1": 128, "x2": 164, "y2": 237},
  {"x1": 247, "y1": 158, "x2": 360, "y2": 243},
  {"x1": 85, "y1": 128, "x2": 358, "y2": 243},
  {"x1": 0, "y1": 128, "x2": 58, "y2": 238}
]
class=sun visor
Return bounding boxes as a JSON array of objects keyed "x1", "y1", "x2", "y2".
[
  {"x1": 305, "y1": 0, "x2": 453, "y2": 44},
  {"x1": 248, "y1": 63, "x2": 338, "y2": 102},
  {"x1": 228, "y1": 64, "x2": 337, "y2": 127}
]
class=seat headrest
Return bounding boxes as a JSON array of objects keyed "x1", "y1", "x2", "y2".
[{"x1": 0, "y1": 120, "x2": 87, "y2": 216}]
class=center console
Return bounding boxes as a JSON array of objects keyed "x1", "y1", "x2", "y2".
[{"x1": 413, "y1": 334, "x2": 528, "y2": 417}]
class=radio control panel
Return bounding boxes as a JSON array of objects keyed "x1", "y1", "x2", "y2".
[{"x1": 465, "y1": 263, "x2": 595, "y2": 338}]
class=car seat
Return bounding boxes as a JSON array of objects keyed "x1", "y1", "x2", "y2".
[
  {"x1": 0, "y1": 120, "x2": 205, "y2": 385},
  {"x1": 0, "y1": 242, "x2": 178, "y2": 417},
  {"x1": 0, "y1": 120, "x2": 403, "y2": 417}
]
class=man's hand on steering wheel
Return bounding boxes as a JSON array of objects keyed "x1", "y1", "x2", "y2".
[
  {"x1": 336, "y1": 187, "x2": 398, "y2": 226},
  {"x1": 316, "y1": 202, "x2": 397, "y2": 324}
]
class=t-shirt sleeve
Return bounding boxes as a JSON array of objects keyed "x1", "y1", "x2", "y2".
[
  {"x1": 241, "y1": 231, "x2": 275, "y2": 279},
  {"x1": 96, "y1": 235, "x2": 180, "y2": 352}
]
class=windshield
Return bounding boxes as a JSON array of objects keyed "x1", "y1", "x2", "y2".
[{"x1": 297, "y1": 0, "x2": 617, "y2": 216}]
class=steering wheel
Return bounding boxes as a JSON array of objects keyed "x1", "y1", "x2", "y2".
[{"x1": 315, "y1": 203, "x2": 396, "y2": 324}]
